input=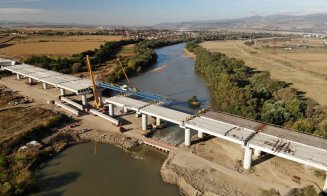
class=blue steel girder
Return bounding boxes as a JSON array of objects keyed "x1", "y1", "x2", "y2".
[{"x1": 96, "y1": 81, "x2": 171, "y2": 104}]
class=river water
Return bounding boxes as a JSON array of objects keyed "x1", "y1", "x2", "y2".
[{"x1": 34, "y1": 43, "x2": 213, "y2": 195}]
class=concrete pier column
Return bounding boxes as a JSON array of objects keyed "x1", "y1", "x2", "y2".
[
  {"x1": 16, "y1": 74, "x2": 20, "y2": 80},
  {"x1": 198, "y1": 131, "x2": 204, "y2": 139},
  {"x1": 42, "y1": 83, "x2": 47, "y2": 90},
  {"x1": 60, "y1": 88, "x2": 66, "y2": 96},
  {"x1": 142, "y1": 114, "x2": 148, "y2": 131},
  {"x1": 185, "y1": 128, "x2": 191, "y2": 146},
  {"x1": 156, "y1": 117, "x2": 161, "y2": 126},
  {"x1": 108, "y1": 103, "x2": 114, "y2": 116},
  {"x1": 28, "y1": 78, "x2": 33, "y2": 84},
  {"x1": 98, "y1": 94, "x2": 103, "y2": 105},
  {"x1": 243, "y1": 147, "x2": 253, "y2": 169},
  {"x1": 81, "y1": 95, "x2": 87, "y2": 105},
  {"x1": 323, "y1": 172, "x2": 327, "y2": 194},
  {"x1": 254, "y1": 149, "x2": 261, "y2": 157},
  {"x1": 123, "y1": 107, "x2": 128, "y2": 113}
]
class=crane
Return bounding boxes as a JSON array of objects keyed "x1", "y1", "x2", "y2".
[
  {"x1": 86, "y1": 55, "x2": 102, "y2": 109},
  {"x1": 117, "y1": 58, "x2": 131, "y2": 88}
]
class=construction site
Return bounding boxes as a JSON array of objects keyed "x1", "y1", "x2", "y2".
[{"x1": 0, "y1": 54, "x2": 326, "y2": 195}]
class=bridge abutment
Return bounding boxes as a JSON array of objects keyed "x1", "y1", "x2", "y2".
[
  {"x1": 243, "y1": 147, "x2": 253, "y2": 169},
  {"x1": 142, "y1": 114, "x2": 148, "y2": 130},
  {"x1": 185, "y1": 128, "x2": 191, "y2": 146}
]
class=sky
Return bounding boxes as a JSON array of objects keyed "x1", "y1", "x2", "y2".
[{"x1": 0, "y1": 0, "x2": 326, "y2": 25}]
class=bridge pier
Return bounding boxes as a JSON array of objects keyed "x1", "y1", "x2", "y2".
[
  {"x1": 42, "y1": 83, "x2": 47, "y2": 90},
  {"x1": 123, "y1": 107, "x2": 129, "y2": 113},
  {"x1": 60, "y1": 88, "x2": 66, "y2": 96},
  {"x1": 243, "y1": 147, "x2": 253, "y2": 169},
  {"x1": 254, "y1": 149, "x2": 261, "y2": 157},
  {"x1": 81, "y1": 95, "x2": 87, "y2": 105},
  {"x1": 198, "y1": 131, "x2": 204, "y2": 139},
  {"x1": 28, "y1": 77, "x2": 33, "y2": 84},
  {"x1": 185, "y1": 128, "x2": 191, "y2": 146},
  {"x1": 156, "y1": 117, "x2": 161, "y2": 126},
  {"x1": 142, "y1": 114, "x2": 148, "y2": 130},
  {"x1": 135, "y1": 112, "x2": 141, "y2": 118},
  {"x1": 16, "y1": 74, "x2": 20, "y2": 80},
  {"x1": 324, "y1": 172, "x2": 327, "y2": 194},
  {"x1": 108, "y1": 103, "x2": 114, "y2": 116}
]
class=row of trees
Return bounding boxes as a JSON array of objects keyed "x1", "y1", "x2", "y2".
[
  {"x1": 25, "y1": 39, "x2": 138, "y2": 74},
  {"x1": 186, "y1": 41, "x2": 327, "y2": 137}
]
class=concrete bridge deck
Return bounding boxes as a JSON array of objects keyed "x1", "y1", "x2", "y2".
[{"x1": 3, "y1": 64, "x2": 91, "y2": 95}]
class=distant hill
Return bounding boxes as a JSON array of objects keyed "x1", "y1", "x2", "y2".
[{"x1": 156, "y1": 14, "x2": 327, "y2": 33}]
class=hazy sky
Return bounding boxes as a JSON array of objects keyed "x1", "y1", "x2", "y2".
[{"x1": 0, "y1": 0, "x2": 326, "y2": 25}]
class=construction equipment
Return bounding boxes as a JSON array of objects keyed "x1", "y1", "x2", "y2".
[
  {"x1": 86, "y1": 55, "x2": 102, "y2": 109},
  {"x1": 117, "y1": 58, "x2": 131, "y2": 87}
]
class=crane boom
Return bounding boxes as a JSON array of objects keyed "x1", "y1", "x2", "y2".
[
  {"x1": 117, "y1": 58, "x2": 131, "y2": 87},
  {"x1": 86, "y1": 55, "x2": 101, "y2": 108}
]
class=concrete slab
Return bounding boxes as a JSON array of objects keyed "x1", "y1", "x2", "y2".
[
  {"x1": 141, "y1": 105, "x2": 190, "y2": 125},
  {"x1": 249, "y1": 133, "x2": 327, "y2": 171},
  {"x1": 105, "y1": 96, "x2": 149, "y2": 110}
]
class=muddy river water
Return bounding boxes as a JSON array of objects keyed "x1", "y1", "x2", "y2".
[{"x1": 34, "y1": 43, "x2": 214, "y2": 195}]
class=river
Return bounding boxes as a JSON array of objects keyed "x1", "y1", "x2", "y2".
[{"x1": 34, "y1": 43, "x2": 213, "y2": 195}]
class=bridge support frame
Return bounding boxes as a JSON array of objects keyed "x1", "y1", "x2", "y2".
[
  {"x1": 81, "y1": 95, "x2": 87, "y2": 105},
  {"x1": 16, "y1": 74, "x2": 20, "y2": 80},
  {"x1": 42, "y1": 83, "x2": 47, "y2": 90},
  {"x1": 198, "y1": 131, "x2": 204, "y2": 139},
  {"x1": 243, "y1": 147, "x2": 253, "y2": 169},
  {"x1": 108, "y1": 103, "x2": 114, "y2": 116},
  {"x1": 142, "y1": 114, "x2": 148, "y2": 130},
  {"x1": 185, "y1": 128, "x2": 191, "y2": 146}
]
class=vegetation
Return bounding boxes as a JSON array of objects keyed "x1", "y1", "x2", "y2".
[
  {"x1": 25, "y1": 39, "x2": 138, "y2": 74},
  {"x1": 0, "y1": 113, "x2": 70, "y2": 195},
  {"x1": 186, "y1": 41, "x2": 327, "y2": 137},
  {"x1": 260, "y1": 188, "x2": 281, "y2": 196},
  {"x1": 188, "y1": 95, "x2": 201, "y2": 107},
  {"x1": 286, "y1": 185, "x2": 318, "y2": 196}
]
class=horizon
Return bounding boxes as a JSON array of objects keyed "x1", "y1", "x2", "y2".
[{"x1": 0, "y1": 0, "x2": 326, "y2": 25}]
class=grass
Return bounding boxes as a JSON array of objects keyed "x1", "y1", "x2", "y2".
[{"x1": 202, "y1": 40, "x2": 327, "y2": 106}]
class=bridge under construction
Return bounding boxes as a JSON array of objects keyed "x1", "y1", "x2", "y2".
[{"x1": 1, "y1": 58, "x2": 327, "y2": 193}]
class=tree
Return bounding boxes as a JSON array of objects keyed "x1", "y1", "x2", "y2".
[{"x1": 71, "y1": 63, "x2": 82, "y2": 73}]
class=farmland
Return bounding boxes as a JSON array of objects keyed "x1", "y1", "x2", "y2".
[
  {"x1": 0, "y1": 35, "x2": 123, "y2": 58},
  {"x1": 202, "y1": 38, "x2": 327, "y2": 106}
]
